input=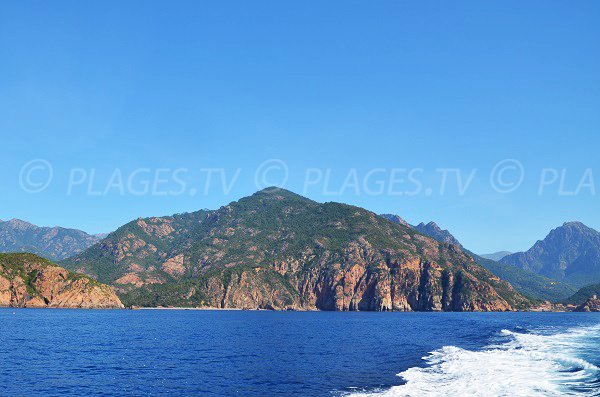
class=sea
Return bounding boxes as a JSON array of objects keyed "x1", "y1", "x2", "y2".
[{"x1": 0, "y1": 309, "x2": 598, "y2": 396}]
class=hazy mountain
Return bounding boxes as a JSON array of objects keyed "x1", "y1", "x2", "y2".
[
  {"x1": 480, "y1": 251, "x2": 512, "y2": 261},
  {"x1": 0, "y1": 253, "x2": 122, "y2": 308},
  {"x1": 501, "y1": 222, "x2": 600, "y2": 288},
  {"x1": 0, "y1": 219, "x2": 101, "y2": 261},
  {"x1": 382, "y1": 215, "x2": 575, "y2": 301},
  {"x1": 63, "y1": 188, "x2": 531, "y2": 310}
]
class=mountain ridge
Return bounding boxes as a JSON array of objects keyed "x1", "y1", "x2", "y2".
[
  {"x1": 63, "y1": 188, "x2": 532, "y2": 311},
  {"x1": 0, "y1": 219, "x2": 101, "y2": 261}
]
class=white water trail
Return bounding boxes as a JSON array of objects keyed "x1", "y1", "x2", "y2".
[{"x1": 347, "y1": 324, "x2": 600, "y2": 397}]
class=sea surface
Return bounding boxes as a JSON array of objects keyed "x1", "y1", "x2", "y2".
[{"x1": 0, "y1": 310, "x2": 599, "y2": 396}]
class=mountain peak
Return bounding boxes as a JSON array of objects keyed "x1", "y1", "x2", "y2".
[
  {"x1": 254, "y1": 186, "x2": 300, "y2": 197},
  {"x1": 561, "y1": 221, "x2": 593, "y2": 231},
  {"x1": 425, "y1": 221, "x2": 441, "y2": 230},
  {"x1": 380, "y1": 214, "x2": 410, "y2": 227},
  {"x1": 244, "y1": 187, "x2": 316, "y2": 205},
  {"x1": 6, "y1": 218, "x2": 34, "y2": 229},
  {"x1": 414, "y1": 221, "x2": 463, "y2": 249},
  {"x1": 549, "y1": 221, "x2": 598, "y2": 239},
  {"x1": 501, "y1": 221, "x2": 600, "y2": 286}
]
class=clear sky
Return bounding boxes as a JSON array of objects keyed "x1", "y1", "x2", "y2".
[{"x1": 1, "y1": 1, "x2": 599, "y2": 254}]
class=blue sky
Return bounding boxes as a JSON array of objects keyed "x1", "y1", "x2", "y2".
[{"x1": 1, "y1": 1, "x2": 599, "y2": 253}]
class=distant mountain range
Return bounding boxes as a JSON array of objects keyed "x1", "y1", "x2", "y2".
[
  {"x1": 0, "y1": 219, "x2": 101, "y2": 261},
  {"x1": 480, "y1": 251, "x2": 512, "y2": 261},
  {"x1": 62, "y1": 188, "x2": 531, "y2": 310},
  {"x1": 501, "y1": 222, "x2": 600, "y2": 288}
]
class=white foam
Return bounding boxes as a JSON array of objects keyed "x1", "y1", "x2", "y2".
[{"x1": 347, "y1": 324, "x2": 600, "y2": 397}]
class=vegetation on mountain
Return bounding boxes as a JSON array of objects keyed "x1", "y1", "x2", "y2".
[
  {"x1": 563, "y1": 283, "x2": 600, "y2": 305},
  {"x1": 63, "y1": 188, "x2": 532, "y2": 311},
  {"x1": 466, "y1": 251, "x2": 576, "y2": 302},
  {"x1": 0, "y1": 253, "x2": 122, "y2": 308}
]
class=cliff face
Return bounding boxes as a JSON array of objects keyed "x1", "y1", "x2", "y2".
[
  {"x1": 574, "y1": 297, "x2": 600, "y2": 312},
  {"x1": 0, "y1": 219, "x2": 100, "y2": 261},
  {"x1": 63, "y1": 188, "x2": 531, "y2": 311},
  {"x1": 0, "y1": 253, "x2": 123, "y2": 308},
  {"x1": 501, "y1": 222, "x2": 600, "y2": 287}
]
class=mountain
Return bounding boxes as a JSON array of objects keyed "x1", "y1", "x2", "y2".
[
  {"x1": 382, "y1": 215, "x2": 575, "y2": 301},
  {"x1": 413, "y1": 222, "x2": 464, "y2": 248},
  {"x1": 465, "y1": 251, "x2": 576, "y2": 302},
  {"x1": 480, "y1": 251, "x2": 512, "y2": 261},
  {"x1": 501, "y1": 222, "x2": 600, "y2": 288},
  {"x1": 379, "y1": 215, "x2": 463, "y2": 249},
  {"x1": 63, "y1": 188, "x2": 531, "y2": 311},
  {"x1": 379, "y1": 214, "x2": 410, "y2": 227},
  {"x1": 0, "y1": 219, "x2": 101, "y2": 261},
  {"x1": 0, "y1": 253, "x2": 122, "y2": 308},
  {"x1": 563, "y1": 283, "x2": 600, "y2": 306}
]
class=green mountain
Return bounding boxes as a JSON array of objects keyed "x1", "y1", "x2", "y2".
[
  {"x1": 0, "y1": 219, "x2": 100, "y2": 261},
  {"x1": 63, "y1": 188, "x2": 532, "y2": 310},
  {"x1": 563, "y1": 283, "x2": 600, "y2": 306},
  {"x1": 465, "y1": 251, "x2": 575, "y2": 302},
  {"x1": 382, "y1": 216, "x2": 575, "y2": 301}
]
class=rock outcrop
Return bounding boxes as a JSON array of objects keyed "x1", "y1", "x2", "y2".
[
  {"x1": 574, "y1": 297, "x2": 600, "y2": 312},
  {"x1": 63, "y1": 188, "x2": 532, "y2": 311},
  {"x1": 0, "y1": 253, "x2": 123, "y2": 308}
]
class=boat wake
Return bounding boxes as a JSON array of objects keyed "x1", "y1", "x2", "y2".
[{"x1": 347, "y1": 324, "x2": 600, "y2": 397}]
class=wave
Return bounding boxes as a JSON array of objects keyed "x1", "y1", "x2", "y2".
[{"x1": 346, "y1": 324, "x2": 600, "y2": 397}]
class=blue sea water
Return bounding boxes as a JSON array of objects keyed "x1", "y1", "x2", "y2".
[{"x1": 0, "y1": 310, "x2": 599, "y2": 396}]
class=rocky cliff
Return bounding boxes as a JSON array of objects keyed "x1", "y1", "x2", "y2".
[
  {"x1": 0, "y1": 219, "x2": 101, "y2": 261},
  {"x1": 574, "y1": 297, "x2": 600, "y2": 312},
  {"x1": 0, "y1": 253, "x2": 123, "y2": 308},
  {"x1": 63, "y1": 188, "x2": 532, "y2": 311}
]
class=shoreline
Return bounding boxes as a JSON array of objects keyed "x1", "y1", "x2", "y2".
[{"x1": 0, "y1": 305, "x2": 590, "y2": 313}]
